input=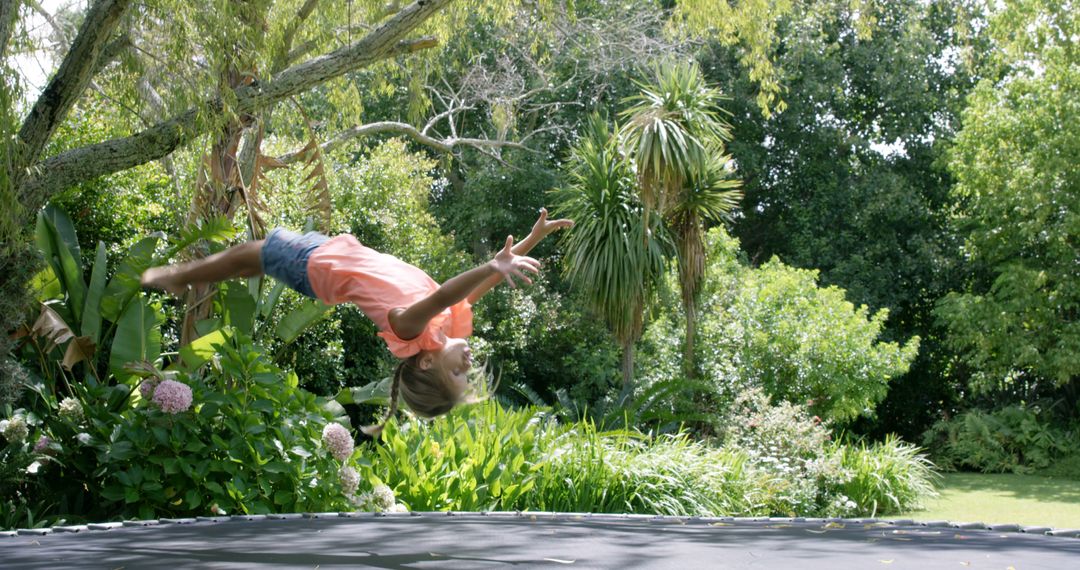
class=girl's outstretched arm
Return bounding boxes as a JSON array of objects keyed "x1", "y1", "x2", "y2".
[
  {"x1": 389, "y1": 236, "x2": 540, "y2": 340},
  {"x1": 466, "y1": 208, "x2": 573, "y2": 304}
]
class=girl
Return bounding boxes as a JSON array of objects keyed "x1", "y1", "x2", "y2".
[{"x1": 141, "y1": 208, "x2": 573, "y2": 435}]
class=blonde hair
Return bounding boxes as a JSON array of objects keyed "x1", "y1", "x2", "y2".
[{"x1": 360, "y1": 355, "x2": 465, "y2": 437}]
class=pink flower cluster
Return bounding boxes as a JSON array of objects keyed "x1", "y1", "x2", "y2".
[
  {"x1": 152, "y1": 380, "x2": 193, "y2": 414},
  {"x1": 140, "y1": 378, "x2": 160, "y2": 400},
  {"x1": 322, "y1": 422, "x2": 354, "y2": 461},
  {"x1": 33, "y1": 435, "x2": 51, "y2": 453}
]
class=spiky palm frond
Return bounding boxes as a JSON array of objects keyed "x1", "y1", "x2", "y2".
[
  {"x1": 619, "y1": 60, "x2": 732, "y2": 217},
  {"x1": 553, "y1": 114, "x2": 670, "y2": 347},
  {"x1": 511, "y1": 381, "x2": 549, "y2": 408}
]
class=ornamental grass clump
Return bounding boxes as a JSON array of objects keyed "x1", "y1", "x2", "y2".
[
  {"x1": 528, "y1": 423, "x2": 759, "y2": 516},
  {"x1": 826, "y1": 435, "x2": 938, "y2": 516}
]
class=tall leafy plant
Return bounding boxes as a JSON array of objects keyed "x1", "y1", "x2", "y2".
[
  {"x1": 620, "y1": 61, "x2": 741, "y2": 378},
  {"x1": 553, "y1": 114, "x2": 669, "y2": 399}
]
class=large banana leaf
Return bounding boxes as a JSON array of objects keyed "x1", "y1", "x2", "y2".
[
  {"x1": 334, "y1": 377, "x2": 392, "y2": 406},
  {"x1": 274, "y1": 299, "x2": 331, "y2": 343},
  {"x1": 109, "y1": 296, "x2": 164, "y2": 382},
  {"x1": 176, "y1": 328, "x2": 231, "y2": 371},
  {"x1": 30, "y1": 265, "x2": 61, "y2": 304},
  {"x1": 36, "y1": 206, "x2": 86, "y2": 323},
  {"x1": 100, "y1": 235, "x2": 160, "y2": 322},
  {"x1": 222, "y1": 283, "x2": 256, "y2": 337},
  {"x1": 81, "y1": 242, "x2": 109, "y2": 343},
  {"x1": 259, "y1": 280, "x2": 287, "y2": 318}
]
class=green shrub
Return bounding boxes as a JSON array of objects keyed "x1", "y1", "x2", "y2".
[
  {"x1": 362, "y1": 401, "x2": 549, "y2": 511},
  {"x1": 363, "y1": 399, "x2": 937, "y2": 518},
  {"x1": 922, "y1": 405, "x2": 1076, "y2": 474},
  {"x1": 827, "y1": 435, "x2": 938, "y2": 517},
  {"x1": 715, "y1": 388, "x2": 841, "y2": 515},
  {"x1": 2, "y1": 329, "x2": 364, "y2": 526},
  {"x1": 638, "y1": 228, "x2": 920, "y2": 429}
]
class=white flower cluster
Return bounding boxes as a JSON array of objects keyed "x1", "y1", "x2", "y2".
[
  {"x1": 59, "y1": 397, "x2": 84, "y2": 421},
  {"x1": 0, "y1": 414, "x2": 29, "y2": 443},
  {"x1": 352, "y1": 484, "x2": 406, "y2": 512},
  {"x1": 339, "y1": 466, "x2": 360, "y2": 496}
]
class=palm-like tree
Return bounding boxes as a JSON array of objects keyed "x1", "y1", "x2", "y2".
[
  {"x1": 553, "y1": 114, "x2": 669, "y2": 400},
  {"x1": 620, "y1": 61, "x2": 742, "y2": 378}
]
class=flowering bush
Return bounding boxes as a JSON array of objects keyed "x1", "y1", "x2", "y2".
[{"x1": 4, "y1": 329, "x2": 370, "y2": 527}]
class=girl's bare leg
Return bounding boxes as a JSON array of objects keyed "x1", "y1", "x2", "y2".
[{"x1": 141, "y1": 240, "x2": 265, "y2": 296}]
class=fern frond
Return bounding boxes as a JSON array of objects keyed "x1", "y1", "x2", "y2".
[{"x1": 511, "y1": 381, "x2": 549, "y2": 407}]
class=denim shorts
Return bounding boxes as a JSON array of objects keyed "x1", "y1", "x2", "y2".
[{"x1": 261, "y1": 228, "x2": 329, "y2": 298}]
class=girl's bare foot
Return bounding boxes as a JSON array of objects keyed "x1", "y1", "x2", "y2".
[{"x1": 140, "y1": 267, "x2": 190, "y2": 296}]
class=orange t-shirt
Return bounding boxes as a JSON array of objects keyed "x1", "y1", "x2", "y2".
[{"x1": 305, "y1": 235, "x2": 473, "y2": 358}]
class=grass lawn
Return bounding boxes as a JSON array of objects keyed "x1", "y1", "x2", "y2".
[{"x1": 899, "y1": 472, "x2": 1080, "y2": 528}]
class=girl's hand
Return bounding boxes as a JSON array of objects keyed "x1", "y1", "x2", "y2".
[
  {"x1": 490, "y1": 235, "x2": 541, "y2": 288},
  {"x1": 531, "y1": 207, "x2": 574, "y2": 238}
]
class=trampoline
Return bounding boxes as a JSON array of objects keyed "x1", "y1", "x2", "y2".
[{"x1": 3, "y1": 512, "x2": 1079, "y2": 569}]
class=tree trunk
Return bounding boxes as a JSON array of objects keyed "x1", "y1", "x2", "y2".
[
  {"x1": 618, "y1": 338, "x2": 635, "y2": 406},
  {"x1": 683, "y1": 297, "x2": 696, "y2": 380},
  {"x1": 0, "y1": 0, "x2": 19, "y2": 61},
  {"x1": 16, "y1": 0, "x2": 131, "y2": 179}
]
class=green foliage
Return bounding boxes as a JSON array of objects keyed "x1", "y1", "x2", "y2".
[
  {"x1": 641, "y1": 228, "x2": 919, "y2": 426},
  {"x1": 701, "y1": 0, "x2": 981, "y2": 438},
  {"x1": 362, "y1": 401, "x2": 548, "y2": 511},
  {"x1": 479, "y1": 283, "x2": 624, "y2": 405},
  {"x1": 553, "y1": 115, "x2": 669, "y2": 366},
  {"x1": 717, "y1": 388, "x2": 936, "y2": 517},
  {"x1": 936, "y1": 0, "x2": 1080, "y2": 389},
  {"x1": 922, "y1": 405, "x2": 1077, "y2": 474},
  {"x1": 731, "y1": 257, "x2": 920, "y2": 423},
  {"x1": 3, "y1": 329, "x2": 360, "y2": 526},
  {"x1": 362, "y1": 399, "x2": 936, "y2": 517},
  {"x1": 827, "y1": 435, "x2": 939, "y2": 517}
]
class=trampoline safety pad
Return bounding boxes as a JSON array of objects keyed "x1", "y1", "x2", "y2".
[{"x1": 3, "y1": 512, "x2": 1080, "y2": 569}]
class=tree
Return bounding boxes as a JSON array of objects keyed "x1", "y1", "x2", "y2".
[
  {"x1": 553, "y1": 114, "x2": 668, "y2": 399},
  {"x1": 0, "y1": 0, "x2": 863, "y2": 398},
  {"x1": 936, "y1": 0, "x2": 1080, "y2": 391},
  {"x1": 620, "y1": 60, "x2": 741, "y2": 378},
  {"x1": 1, "y1": 0, "x2": 29, "y2": 403},
  {"x1": 699, "y1": 0, "x2": 987, "y2": 438}
]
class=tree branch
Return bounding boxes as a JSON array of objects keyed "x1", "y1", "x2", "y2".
[
  {"x1": 0, "y1": 0, "x2": 17, "y2": 61},
  {"x1": 17, "y1": 0, "x2": 453, "y2": 205},
  {"x1": 25, "y1": 0, "x2": 68, "y2": 47},
  {"x1": 274, "y1": 120, "x2": 532, "y2": 165},
  {"x1": 274, "y1": 0, "x2": 320, "y2": 72},
  {"x1": 16, "y1": 0, "x2": 131, "y2": 172}
]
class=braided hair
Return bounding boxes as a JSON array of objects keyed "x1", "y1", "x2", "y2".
[{"x1": 360, "y1": 354, "x2": 461, "y2": 437}]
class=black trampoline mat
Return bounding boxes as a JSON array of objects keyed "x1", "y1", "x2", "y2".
[{"x1": 3, "y1": 513, "x2": 1080, "y2": 569}]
